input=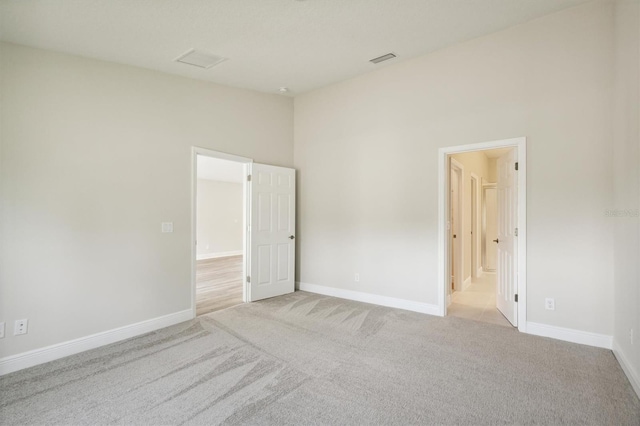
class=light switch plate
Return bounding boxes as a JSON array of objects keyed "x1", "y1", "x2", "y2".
[{"x1": 161, "y1": 222, "x2": 174, "y2": 233}]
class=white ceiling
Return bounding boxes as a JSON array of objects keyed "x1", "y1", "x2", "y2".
[
  {"x1": 197, "y1": 156, "x2": 244, "y2": 183},
  {"x1": 0, "y1": 0, "x2": 589, "y2": 95}
]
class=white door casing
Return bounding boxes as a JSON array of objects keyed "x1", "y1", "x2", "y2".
[
  {"x1": 438, "y1": 137, "x2": 526, "y2": 330},
  {"x1": 496, "y1": 149, "x2": 517, "y2": 326},
  {"x1": 248, "y1": 163, "x2": 296, "y2": 301}
]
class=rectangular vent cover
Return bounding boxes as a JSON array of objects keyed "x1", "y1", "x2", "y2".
[
  {"x1": 369, "y1": 53, "x2": 397, "y2": 64},
  {"x1": 175, "y1": 49, "x2": 226, "y2": 69}
]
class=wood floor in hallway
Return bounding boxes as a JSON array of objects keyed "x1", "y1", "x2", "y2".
[{"x1": 196, "y1": 255, "x2": 243, "y2": 316}]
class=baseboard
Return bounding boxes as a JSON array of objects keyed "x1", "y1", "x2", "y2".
[
  {"x1": 197, "y1": 250, "x2": 243, "y2": 260},
  {"x1": 526, "y1": 322, "x2": 613, "y2": 349},
  {"x1": 297, "y1": 282, "x2": 440, "y2": 316},
  {"x1": 0, "y1": 309, "x2": 193, "y2": 376},
  {"x1": 613, "y1": 340, "x2": 640, "y2": 399},
  {"x1": 462, "y1": 276, "x2": 471, "y2": 291}
]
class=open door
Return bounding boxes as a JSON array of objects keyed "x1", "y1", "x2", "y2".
[
  {"x1": 496, "y1": 149, "x2": 517, "y2": 326},
  {"x1": 247, "y1": 163, "x2": 296, "y2": 301}
]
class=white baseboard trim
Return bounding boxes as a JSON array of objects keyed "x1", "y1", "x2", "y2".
[
  {"x1": 197, "y1": 250, "x2": 243, "y2": 260},
  {"x1": 297, "y1": 282, "x2": 440, "y2": 316},
  {"x1": 526, "y1": 322, "x2": 613, "y2": 349},
  {"x1": 462, "y1": 276, "x2": 471, "y2": 291},
  {"x1": 613, "y1": 340, "x2": 640, "y2": 399},
  {"x1": 0, "y1": 309, "x2": 193, "y2": 376}
]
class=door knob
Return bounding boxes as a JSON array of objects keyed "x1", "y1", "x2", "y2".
[
  {"x1": 289, "y1": 235, "x2": 295, "y2": 240},
  {"x1": 493, "y1": 239, "x2": 499, "y2": 243}
]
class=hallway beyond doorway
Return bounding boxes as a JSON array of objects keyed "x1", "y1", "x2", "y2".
[{"x1": 448, "y1": 273, "x2": 512, "y2": 328}]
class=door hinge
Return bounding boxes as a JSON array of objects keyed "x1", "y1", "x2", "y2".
[
  {"x1": 515, "y1": 162, "x2": 519, "y2": 171},
  {"x1": 247, "y1": 276, "x2": 251, "y2": 283},
  {"x1": 247, "y1": 175, "x2": 252, "y2": 182},
  {"x1": 515, "y1": 227, "x2": 518, "y2": 236},
  {"x1": 515, "y1": 294, "x2": 518, "y2": 302}
]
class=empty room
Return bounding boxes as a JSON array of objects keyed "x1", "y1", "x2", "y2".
[{"x1": 1, "y1": 0, "x2": 639, "y2": 425}]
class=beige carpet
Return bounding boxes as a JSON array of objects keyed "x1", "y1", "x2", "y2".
[{"x1": 1, "y1": 291, "x2": 639, "y2": 425}]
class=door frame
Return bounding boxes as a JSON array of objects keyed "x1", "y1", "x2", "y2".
[
  {"x1": 437, "y1": 137, "x2": 527, "y2": 332},
  {"x1": 191, "y1": 147, "x2": 253, "y2": 318}
]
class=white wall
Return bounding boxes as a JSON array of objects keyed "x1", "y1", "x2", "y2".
[
  {"x1": 294, "y1": 2, "x2": 615, "y2": 335},
  {"x1": 612, "y1": 0, "x2": 640, "y2": 395},
  {"x1": 196, "y1": 180, "x2": 243, "y2": 259},
  {"x1": 0, "y1": 42, "x2": 293, "y2": 358}
]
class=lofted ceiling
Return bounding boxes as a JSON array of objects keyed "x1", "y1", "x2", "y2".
[{"x1": 0, "y1": 0, "x2": 590, "y2": 95}]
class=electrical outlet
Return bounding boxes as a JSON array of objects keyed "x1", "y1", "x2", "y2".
[
  {"x1": 545, "y1": 298, "x2": 555, "y2": 311},
  {"x1": 161, "y1": 222, "x2": 173, "y2": 233},
  {"x1": 354, "y1": 273, "x2": 360, "y2": 282},
  {"x1": 14, "y1": 319, "x2": 28, "y2": 336},
  {"x1": 0, "y1": 322, "x2": 4, "y2": 339}
]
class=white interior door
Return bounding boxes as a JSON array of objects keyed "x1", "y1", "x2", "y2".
[
  {"x1": 450, "y1": 161, "x2": 463, "y2": 294},
  {"x1": 496, "y1": 150, "x2": 517, "y2": 326},
  {"x1": 450, "y1": 168, "x2": 458, "y2": 293},
  {"x1": 248, "y1": 163, "x2": 296, "y2": 301},
  {"x1": 484, "y1": 186, "x2": 497, "y2": 271}
]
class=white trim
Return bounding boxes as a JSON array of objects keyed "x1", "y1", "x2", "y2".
[
  {"x1": 0, "y1": 309, "x2": 193, "y2": 376},
  {"x1": 526, "y1": 322, "x2": 612, "y2": 349},
  {"x1": 477, "y1": 266, "x2": 484, "y2": 276},
  {"x1": 297, "y1": 282, "x2": 440, "y2": 316},
  {"x1": 192, "y1": 147, "x2": 253, "y2": 317},
  {"x1": 438, "y1": 137, "x2": 527, "y2": 333},
  {"x1": 613, "y1": 341, "x2": 640, "y2": 399},
  {"x1": 196, "y1": 250, "x2": 243, "y2": 260},
  {"x1": 193, "y1": 147, "x2": 252, "y2": 163},
  {"x1": 462, "y1": 276, "x2": 471, "y2": 291}
]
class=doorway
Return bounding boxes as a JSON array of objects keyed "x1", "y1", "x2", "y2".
[
  {"x1": 438, "y1": 138, "x2": 527, "y2": 332},
  {"x1": 191, "y1": 147, "x2": 297, "y2": 318},
  {"x1": 195, "y1": 153, "x2": 249, "y2": 316}
]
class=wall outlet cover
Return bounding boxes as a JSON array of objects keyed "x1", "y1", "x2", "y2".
[
  {"x1": 544, "y1": 298, "x2": 555, "y2": 311},
  {"x1": 14, "y1": 319, "x2": 28, "y2": 335}
]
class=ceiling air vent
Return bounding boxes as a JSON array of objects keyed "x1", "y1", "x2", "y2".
[
  {"x1": 175, "y1": 49, "x2": 226, "y2": 69},
  {"x1": 369, "y1": 53, "x2": 396, "y2": 64}
]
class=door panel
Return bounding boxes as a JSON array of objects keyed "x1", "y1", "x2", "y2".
[
  {"x1": 496, "y1": 150, "x2": 517, "y2": 326},
  {"x1": 249, "y1": 163, "x2": 296, "y2": 301},
  {"x1": 484, "y1": 187, "x2": 497, "y2": 271},
  {"x1": 450, "y1": 167, "x2": 460, "y2": 292}
]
